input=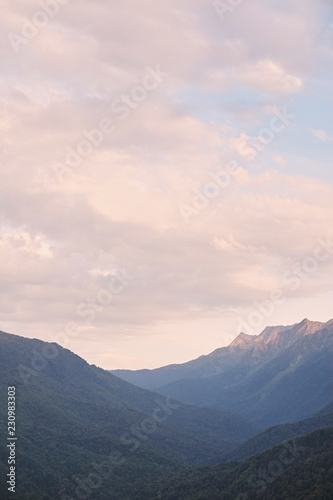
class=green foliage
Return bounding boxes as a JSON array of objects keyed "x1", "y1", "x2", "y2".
[
  {"x1": 218, "y1": 401, "x2": 333, "y2": 463},
  {"x1": 0, "y1": 330, "x2": 256, "y2": 499},
  {"x1": 1, "y1": 329, "x2": 332, "y2": 499},
  {"x1": 132, "y1": 427, "x2": 333, "y2": 500}
]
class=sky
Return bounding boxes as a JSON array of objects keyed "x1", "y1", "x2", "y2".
[{"x1": 0, "y1": 0, "x2": 332, "y2": 369}]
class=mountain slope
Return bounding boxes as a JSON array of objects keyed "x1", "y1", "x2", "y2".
[
  {"x1": 131, "y1": 426, "x2": 333, "y2": 500},
  {"x1": 0, "y1": 330, "x2": 257, "y2": 500},
  {"x1": 111, "y1": 318, "x2": 330, "y2": 390},
  {"x1": 218, "y1": 399, "x2": 333, "y2": 463},
  {"x1": 156, "y1": 325, "x2": 333, "y2": 427}
]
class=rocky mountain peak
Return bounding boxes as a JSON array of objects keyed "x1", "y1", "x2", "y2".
[
  {"x1": 289, "y1": 318, "x2": 325, "y2": 337},
  {"x1": 229, "y1": 332, "x2": 255, "y2": 348}
]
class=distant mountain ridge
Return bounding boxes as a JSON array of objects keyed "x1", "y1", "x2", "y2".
[
  {"x1": 1, "y1": 322, "x2": 332, "y2": 499},
  {"x1": 112, "y1": 319, "x2": 333, "y2": 427},
  {"x1": 112, "y1": 318, "x2": 332, "y2": 388}
]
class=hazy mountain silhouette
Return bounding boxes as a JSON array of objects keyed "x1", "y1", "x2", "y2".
[{"x1": 113, "y1": 319, "x2": 333, "y2": 427}]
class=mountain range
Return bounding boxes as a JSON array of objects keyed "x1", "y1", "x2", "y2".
[
  {"x1": 0, "y1": 318, "x2": 332, "y2": 499},
  {"x1": 112, "y1": 318, "x2": 333, "y2": 427},
  {"x1": 0, "y1": 329, "x2": 257, "y2": 500}
]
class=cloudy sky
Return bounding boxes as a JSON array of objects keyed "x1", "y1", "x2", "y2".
[{"x1": 1, "y1": 0, "x2": 333, "y2": 369}]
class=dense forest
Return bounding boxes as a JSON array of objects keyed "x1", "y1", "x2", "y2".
[
  {"x1": 132, "y1": 428, "x2": 333, "y2": 500},
  {"x1": 1, "y1": 329, "x2": 332, "y2": 499}
]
